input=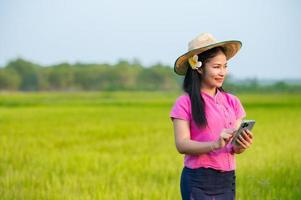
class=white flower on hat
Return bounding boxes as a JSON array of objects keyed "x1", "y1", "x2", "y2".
[{"x1": 188, "y1": 55, "x2": 202, "y2": 70}]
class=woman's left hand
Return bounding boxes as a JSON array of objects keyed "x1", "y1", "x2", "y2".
[{"x1": 234, "y1": 129, "x2": 253, "y2": 151}]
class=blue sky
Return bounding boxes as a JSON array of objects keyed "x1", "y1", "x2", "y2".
[{"x1": 1, "y1": 0, "x2": 301, "y2": 79}]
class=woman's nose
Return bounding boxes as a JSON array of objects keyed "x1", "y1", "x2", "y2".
[{"x1": 219, "y1": 67, "x2": 227, "y2": 76}]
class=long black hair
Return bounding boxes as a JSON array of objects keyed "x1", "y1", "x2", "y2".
[{"x1": 183, "y1": 47, "x2": 226, "y2": 127}]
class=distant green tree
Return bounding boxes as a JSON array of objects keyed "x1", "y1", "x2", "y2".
[
  {"x1": 273, "y1": 81, "x2": 288, "y2": 90},
  {"x1": 48, "y1": 63, "x2": 75, "y2": 90},
  {"x1": 74, "y1": 64, "x2": 110, "y2": 90},
  {"x1": 36, "y1": 68, "x2": 51, "y2": 91},
  {"x1": 6, "y1": 58, "x2": 40, "y2": 91},
  {"x1": 136, "y1": 64, "x2": 177, "y2": 90},
  {"x1": 0, "y1": 68, "x2": 21, "y2": 90},
  {"x1": 114, "y1": 60, "x2": 143, "y2": 90},
  {"x1": 0, "y1": 58, "x2": 300, "y2": 92}
]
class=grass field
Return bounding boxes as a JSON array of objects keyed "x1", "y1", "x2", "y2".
[{"x1": 0, "y1": 91, "x2": 301, "y2": 199}]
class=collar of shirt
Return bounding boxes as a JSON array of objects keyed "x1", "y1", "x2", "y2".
[{"x1": 201, "y1": 89, "x2": 222, "y2": 104}]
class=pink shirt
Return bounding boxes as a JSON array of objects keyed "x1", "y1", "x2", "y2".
[{"x1": 170, "y1": 90, "x2": 246, "y2": 171}]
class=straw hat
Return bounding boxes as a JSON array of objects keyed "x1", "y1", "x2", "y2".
[{"x1": 174, "y1": 33, "x2": 242, "y2": 75}]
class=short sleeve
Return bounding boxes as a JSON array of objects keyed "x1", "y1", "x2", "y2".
[
  {"x1": 169, "y1": 95, "x2": 191, "y2": 121},
  {"x1": 233, "y1": 96, "x2": 246, "y2": 119}
]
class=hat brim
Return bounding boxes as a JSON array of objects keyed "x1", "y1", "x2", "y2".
[{"x1": 174, "y1": 40, "x2": 242, "y2": 75}]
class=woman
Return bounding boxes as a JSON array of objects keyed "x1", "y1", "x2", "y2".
[{"x1": 170, "y1": 33, "x2": 253, "y2": 200}]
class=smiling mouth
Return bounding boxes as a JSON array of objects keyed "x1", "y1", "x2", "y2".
[{"x1": 215, "y1": 78, "x2": 224, "y2": 82}]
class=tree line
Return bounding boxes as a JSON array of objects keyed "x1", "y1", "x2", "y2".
[
  {"x1": 0, "y1": 58, "x2": 180, "y2": 91},
  {"x1": 0, "y1": 58, "x2": 300, "y2": 93}
]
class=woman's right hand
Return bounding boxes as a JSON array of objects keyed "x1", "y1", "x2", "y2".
[{"x1": 213, "y1": 129, "x2": 235, "y2": 150}]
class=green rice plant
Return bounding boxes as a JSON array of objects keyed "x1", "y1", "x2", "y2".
[{"x1": 0, "y1": 92, "x2": 300, "y2": 199}]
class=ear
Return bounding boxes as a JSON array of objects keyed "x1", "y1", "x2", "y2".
[{"x1": 197, "y1": 68, "x2": 203, "y2": 74}]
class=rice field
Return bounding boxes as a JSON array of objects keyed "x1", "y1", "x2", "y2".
[{"x1": 0, "y1": 91, "x2": 301, "y2": 199}]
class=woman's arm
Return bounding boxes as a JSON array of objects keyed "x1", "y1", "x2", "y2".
[{"x1": 172, "y1": 119, "x2": 233, "y2": 155}]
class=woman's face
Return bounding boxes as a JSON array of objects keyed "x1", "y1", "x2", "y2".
[{"x1": 198, "y1": 50, "x2": 228, "y2": 89}]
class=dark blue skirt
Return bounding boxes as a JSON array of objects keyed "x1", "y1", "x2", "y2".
[{"x1": 180, "y1": 167, "x2": 236, "y2": 200}]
